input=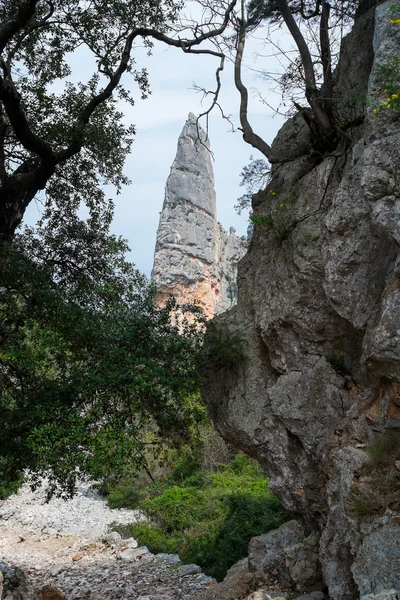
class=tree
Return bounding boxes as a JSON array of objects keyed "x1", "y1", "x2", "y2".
[
  {"x1": 198, "y1": 0, "x2": 364, "y2": 164},
  {"x1": 0, "y1": 225, "x2": 206, "y2": 497},
  {"x1": 0, "y1": 0, "x2": 236, "y2": 243}
]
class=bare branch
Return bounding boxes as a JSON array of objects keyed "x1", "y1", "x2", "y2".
[
  {"x1": 274, "y1": 0, "x2": 332, "y2": 134},
  {"x1": 320, "y1": 0, "x2": 332, "y2": 104},
  {"x1": 55, "y1": 0, "x2": 238, "y2": 164},
  {"x1": 234, "y1": 22, "x2": 278, "y2": 161},
  {"x1": 1, "y1": 0, "x2": 237, "y2": 194}
]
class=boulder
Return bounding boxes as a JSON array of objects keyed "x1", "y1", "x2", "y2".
[
  {"x1": 352, "y1": 526, "x2": 400, "y2": 595},
  {"x1": 249, "y1": 521, "x2": 303, "y2": 573},
  {"x1": 0, "y1": 563, "x2": 40, "y2": 600}
]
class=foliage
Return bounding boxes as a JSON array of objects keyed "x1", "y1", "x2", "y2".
[
  {"x1": 372, "y1": 6, "x2": 400, "y2": 114},
  {"x1": 0, "y1": 459, "x2": 24, "y2": 500},
  {"x1": 110, "y1": 452, "x2": 290, "y2": 581},
  {"x1": 250, "y1": 191, "x2": 296, "y2": 238},
  {"x1": 200, "y1": 322, "x2": 247, "y2": 370},
  {"x1": 0, "y1": 0, "x2": 235, "y2": 241},
  {"x1": 347, "y1": 429, "x2": 400, "y2": 519},
  {"x1": 235, "y1": 157, "x2": 271, "y2": 215},
  {"x1": 0, "y1": 228, "x2": 205, "y2": 498}
]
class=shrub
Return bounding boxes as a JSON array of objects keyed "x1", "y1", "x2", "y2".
[
  {"x1": 201, "y1": 324, "x2": 247, "y2": 370},
  {"x1": 0, "y1": 469, "x2": 23, "y2": 500},
  {"x1": 250, "y1": 191, "x2": 296, "y2": 238},
  {"x1": 347, "y1": 430, "x2": 400, "y2": 519},
  {"x1": 112, "y1": 452, "x2": 290, "y2": 581}
]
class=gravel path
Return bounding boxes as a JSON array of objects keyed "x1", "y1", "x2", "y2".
[
  {"x1": 0, "y1": 481, "x2": 141, "y2": 538},
  {"x1": 0, "y1": 480, "x2": 215, "y2": 600}
]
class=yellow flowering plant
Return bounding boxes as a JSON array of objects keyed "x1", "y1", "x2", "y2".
[
  {"x1": 250, "y1": 192, "x2": 296, "y2": 238},
  {"x1": 373, "y1": 6, "x2": 400, "y2": 113}
]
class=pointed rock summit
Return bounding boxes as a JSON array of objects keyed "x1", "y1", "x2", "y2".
[{"x1": 152, "y1": 114, "x2": 247, "y2": 318}]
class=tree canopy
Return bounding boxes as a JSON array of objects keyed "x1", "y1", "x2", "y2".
[{"x1": 0, "y1": 224, "x2": 205, "y2": 497}]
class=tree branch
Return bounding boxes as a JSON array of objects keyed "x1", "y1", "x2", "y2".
[
  {"x1": 320, "y1": 0, "x2": 332, "y2": 107},
  {"x1": 274, "y1": 0, "x2": 332, "y2": 134},
  {"x1": 0, "y1": 0, "x2": 38, "y2": 54},
  {"x1": 2, "y1": 0, "x2": 237, "y2": 192},
  {"x1": 0, "y1": 60, "x2": 55, "y2": 164},
  {"x1": 233, "y1": 18, "x2": 311, "y2": 164},
  {"x1": 56, "y1": 0, "x2": 237, "y2": 164},
  {"x1": 0, "y1": 104, "x2": 8, "y2": 183},
  {"x1": 234, "y1": 23, "x2": 277, "y2": 161}
]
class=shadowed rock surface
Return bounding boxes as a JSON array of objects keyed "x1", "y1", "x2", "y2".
[
  {"x1": 152, "y1": 113, "x2": 247, "y2": 318},
  {"x1": 200, "y1": 4, "x2": 400, "y2": 599}
]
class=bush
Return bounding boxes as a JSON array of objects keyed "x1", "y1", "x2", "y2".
[
  {"x1": 0, "y1": 458, "x2": 24, "y2": 499},
  {"x1": 111, "y1": 452, "x2": 290, "y2": 581},
  {"x1": 347, "y1": 429, "x2": 400, "y2": 519}
]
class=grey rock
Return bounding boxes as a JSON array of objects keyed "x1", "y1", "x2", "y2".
[
  {"x1": 152, "y1": 113, "x2": 247, "y2": 319},
  {"x1": 249, "y1": 522, "x2": 321, "y2": 593},
  {"x1": 361, "y1": 591, "x2": 399, "y2": 600},
  {"x1": 295, "y1": 593, "x2": 325, "y2": 600},
  {"x1": 102, "y1": 532, "x2": 122, "y2": 545},
  {"x1": 123, "y1": 538, "x2": 138, "y2": 549},
  {"x1": 352, "y1": 526, "x2": 400, "y2": 595},
  {"x1": 224, "y1": 558, "x2": 249, "y2": 581},
  {"x1": 120, "y1": 547, "x2": 149, "y2": 561},
  {"x1": 199, "y1": 4, "x2": 400, "y2": 600},
  {"x1": 284, "y1": 532, "x2": 322, "y2": 592},
  {"x1": 156, "y1": 554, "x2": 181, "y2": 565},
  {"x1": 178, "y1": 564, "x2": 202, "y2": 576},
  {"x1": 247, "y1": 592, "x2": 276, "y2": 600},
  {"x1": 0, "y1": 563, "x2": 40, "y2": 600},
  {"x1": 124, "y1": 587, "x2": 134, "y2": 596},
  {"x1": 49, "y1": 566, "x2": 63, "y2": 577},
  {"x1": 249, "y1": 521, "x2": 304, "y2": 573}
]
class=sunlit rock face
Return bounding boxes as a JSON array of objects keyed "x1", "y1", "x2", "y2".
[
  {"x1": 152, "y1": 113, "x2": 247, "y2": 318},
  {"x1": 200, "y1": 4, "x2": 400, "y2": 600}
]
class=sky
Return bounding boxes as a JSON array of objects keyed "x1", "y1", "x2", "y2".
[{"x1": 25, "y1": 16, "x2": 291, "y2": 277}]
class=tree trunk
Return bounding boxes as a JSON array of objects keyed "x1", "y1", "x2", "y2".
[{"x1": 0, "y1": 186, "x2": 38, "y2": 243}]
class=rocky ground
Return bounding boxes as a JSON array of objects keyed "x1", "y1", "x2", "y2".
[
  {"x1": 0, "y1": 481, "x2": 325, "y2": 600},
  {"x1": 0, "y1": 480, "x2": 216, "y2": 600}
]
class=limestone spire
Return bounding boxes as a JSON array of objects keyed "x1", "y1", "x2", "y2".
[{"x1": 152, "y1": 114, "x2": 247, "y2": 318}]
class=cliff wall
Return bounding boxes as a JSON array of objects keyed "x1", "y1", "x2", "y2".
[
  {"x1": 152, "y1": 114, "x2": 247, "y2": 318},
  {"x1": 200, "y1": 4, "x2": 400, "y2": 599}
]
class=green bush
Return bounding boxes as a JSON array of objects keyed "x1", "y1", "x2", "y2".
[
  {"x1": 140, "y1": 486, "x2": 208, "y2": 532},
  {"x1": 111, "y1": 453, "x2": 290, "y2": 581},
  {"x1": 169, "y1": 451, "x2": 202, "y2": 483},
  {"x1": 0, "y1": 474, "x2": 23, "y2": 500}
]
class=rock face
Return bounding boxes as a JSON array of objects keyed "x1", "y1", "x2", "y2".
[
  {"x1": 200, "y1": 4, "x2": 400, "y2": 600},
  {"x1": 248, "y1": 521, "x2": 322, "y2": 593},
  {"x1": 152, "y1": 113, "x2": 247, "y2": 318}
]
